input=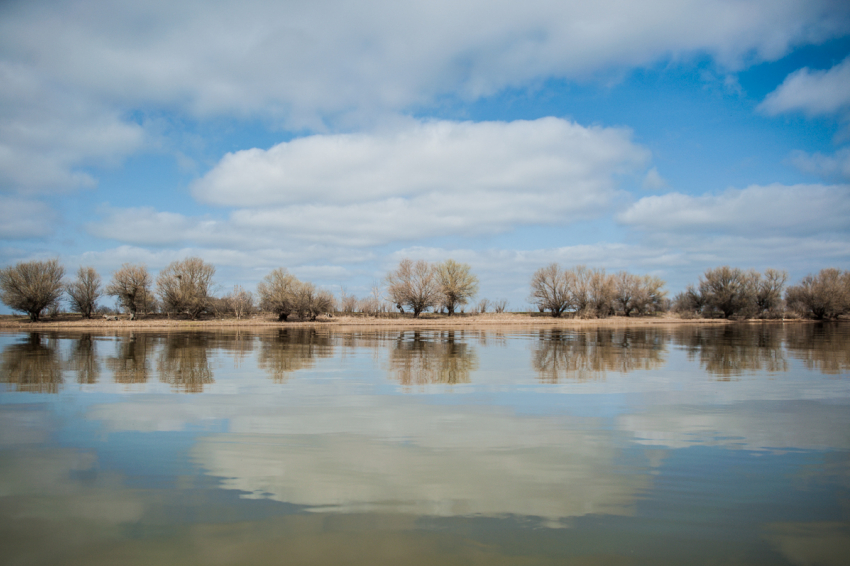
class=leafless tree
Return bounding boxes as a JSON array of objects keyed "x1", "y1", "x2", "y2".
[
  {"x1": 257, "y1": 268, "x2": 299, "y2": 321},
  {"x1": 614, "y1": 271, "x2": 640, "y2": 316},
  {"x1": 528, "y1": 263, "x2": 574, "y2": 317},
  {"x1": 106, "y1": 263, "x2": 152, "y2": 317},
  {"x1": 476, "y1": 298, "x2": 491, "y2": 314},
  {"x1": 65, "y1": 266, "x2": 102, "y2": 318},
  {"x1": 339, "y1": 287, "x2": 358, "y2": 314},
  {"x1": 294, "y1": 282, "x2": 335, "y2": 321},
  {"x1": 436, "y1": 259, "x2": 479, "y2": 316},
  {"x1": 226, "y1": 285, "x2": 254, "y2": 320},
  {"x1": 751, "y1": 268, "x2": 787, "y2": 317},
  {"x1": 0, "y1": 259, "x2": 65, "y2": 322},
  {"x1": 673, "y1": 284, "x2": 705, "y2": 316},
  {"x1": 156, "y1": 257, "x2": 216, "y2": 319},
  {"x1": 786, "y1": 268, "x2": 850, "y2": 320},
  {"x1": 385, "y1": 259, "x2": 439, "y2": 317},
  {"x1": 493, "y1": 299, "x2": 509, "y2": 313},
  {"x1": 587, "y1": 268, "x2": 616, "y2": 317},
  {"x1": 699, "y1": 266, "x2": 752, "y2": 318},
  {"x1": 633, "y1": 275, "x2": 667, "y2": 315}
]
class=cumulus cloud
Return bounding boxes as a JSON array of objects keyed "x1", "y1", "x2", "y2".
[
  {"x1": 193, "y1": 118, "x2": 648, "y2": 207},
  {"x1": 642, "y1": 167, "x2": 668, "y2": 190},
  {"x1": 0, "y1": 196, "x2": 58, "y2": 239},
  {"x1": 0, "y1": 0, "x2": 847, "y2": 194},
  {"x1": 617, "y1": 183, "x2": 850, "y2": 236},
  {"x1": 759, "y1": 56, "x2": 850, "y2": 117},
  {"x1": 789, "y1": 147, "x2": 850, "y2": 180},
  {"x1": 89, "y1": 118, "x2": 649, "y2": 246},
  {"x1": 0, "y1": 63, "x2": 144, "y2": 193}
]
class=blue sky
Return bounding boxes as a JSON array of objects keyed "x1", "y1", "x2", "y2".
[{"x1": 2, "y1": 0, "x2": 850, "y2": 311}]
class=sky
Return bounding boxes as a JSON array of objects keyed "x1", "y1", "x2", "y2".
[{"x1": 2, "y1": 0, "x2": 850, "y2": 311}]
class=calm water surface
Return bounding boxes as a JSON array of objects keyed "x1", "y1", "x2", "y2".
[{"x1": 1, "y1": 324, "x2": 849, "y2": 565}]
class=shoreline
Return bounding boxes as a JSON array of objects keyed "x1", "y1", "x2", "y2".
[{"x1": 0, "y1": 313, "x2": 823, "y2": 333}]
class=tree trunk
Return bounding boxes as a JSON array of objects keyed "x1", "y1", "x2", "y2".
[{"x1": 278, "y1": 312, "x2": 288, "y2": 321}]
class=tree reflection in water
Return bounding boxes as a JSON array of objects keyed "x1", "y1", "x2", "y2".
[
  {"x1": 63, "y1": 333, "x2": 100, "y2": 384},
  {"x1": 107, "y1": 333, "x2": 153, "y2": 384},
  {"x1": 532, "y1": 328, "x2": 666, "y2": 383},
  {"x1": 258, "y1": 329, "x2": 333, "y2": 383},
  {"x1": 783, "y1": 322, "x2": 850, "y2": 374},
  {"x1": 0, "y1": 333, "x2": 63, "y2": 393},
  {"x1": 156, "y1": 333, "x2": 214, "y2": 393},
  {"x1": 671, "y1": 325, "x2": 789, "y2": 379},
  {"x1": 388, "y1": 330, "x2": 478, "y2": 387}
]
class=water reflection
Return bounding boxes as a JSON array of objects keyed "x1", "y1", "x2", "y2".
[
  {"x1": 671, "y1": 325, "x2": 789, "y2": 378},
  {"x1": 156, "y1": 334, "x2": 215, "y2": 393},
  {"x1": 387, "y1": 331, "x2": 477, "y2": 386},
  {"x1": 0, "y1": 333, "x2": 63, "y2": 393},
  {"x1": 532, "y1": 328, "x2": 665, "y2": 382},
  {"x1": 65, "y1": 333, "x2": 101, "y2": 384},
  {"x1": 107, "y1": 333, "x2": 152, "y2": 384},
  {"x1": 258, "y1": 329, "x2": 333, "y2": 382},
  {"x1": 783, "y1": 323, "x2": 850, "y2": 374}
]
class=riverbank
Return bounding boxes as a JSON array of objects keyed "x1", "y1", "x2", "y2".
[{"x1": 0, "y1": 312, "x2": 811, "y2": 331}]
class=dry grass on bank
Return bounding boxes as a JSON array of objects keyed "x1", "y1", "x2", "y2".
[{"x1": 0, "y1": 311, "x2": 798, "y2": 332}]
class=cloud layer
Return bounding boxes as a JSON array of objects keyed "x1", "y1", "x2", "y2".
[
  {"x1": 618, "y1": 183, "x2": 850, "y2": 236},
  {"x1": 94, "y1": 118, "x2": 649, "y2": 246},
  {"x1": 2, "y1": 0, "x2": 848, "y2": 194},
  {"x1": 759, "y1": 56, "x2": 850, "y2": 117}
]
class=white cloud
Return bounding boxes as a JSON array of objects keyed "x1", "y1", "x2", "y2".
[
  {"x1": 759, "y1": 56, "x2": 850, "y2": 117},
  {"x1": 0, "y1": 64, "x2": 144, "y2": 193},
  {"x1": 642, "y1": 166, "x2": 668, "y2": 190},
  {"x1": 0, "y1": 196, "x2": 58, "y2": 239},
  {"x1": 617, "y1": 183, "x2": 850, "y2": 236},
  {"x1": 193, "y1": 118, "x2": 648, "y2": 207},
  {"x1": 88, "y1": 118, "x2": 648, "y2": 246},
  {"x1": 0, "y1": 0, "x2": 847, "y2": 194},
  {"x1": 789, "y1": 147, "x2": 850, "y2": 180}
]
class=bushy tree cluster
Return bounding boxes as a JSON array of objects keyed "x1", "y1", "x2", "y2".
[
  {"x1": 385, "y1": 258, "x2": 479, "y2": 317},
  {"x1": 156, "y1": 257, "x2": 216, "y2": 319},
  {"x1": 785, "y1": 268, "x2": 850, "y2": 320},
  {"x1": 257, "y1": 268, "x2": 334, "y2": 321},
  {"x1": 673, "y1": 267, "x2": 788, "y2": 319},
  {"x1": 529, "y1": 264, "x2": 666, "y2": 318}
]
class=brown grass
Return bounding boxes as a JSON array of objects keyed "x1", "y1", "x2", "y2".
[{"x1": 0, "y1": 311, "x2": 797, "y2": 332}]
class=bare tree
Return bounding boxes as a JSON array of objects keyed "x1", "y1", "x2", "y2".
[
  {"x1": 634, "y1": 275, "x2": 667, "y2": 315},
  {"x1": 106, "y1": 264, "x2": 152, "y2": 317},
  {"x1": 294, "y1": 282, "x2": 335, "y2": 321},
  {"x1": 786, "y1": 268, "x2": 850, "y2": 320},
  {"x1": 339, "y1": 287, "x2": 358, "y2": 314},
  {"x1": 476, "y1": 298, "x2": 490, "y2": 314},
  {"x1": 673, "y1": 284, "x2": 705, "y2": 316},
  {"x1": 156, "y1": 257, "x2": 216, "y2": 319},
  {"x1": 699, "y1": 266, "x2": 752, "y2": 318},
  {"x1": 587, "y1": 268, "x2": 615, "y2": 317},
  {"x1": 752, "y1": 268, "x2": 787, "y2": 317},
  {"x1": 436, "y1": 259, "x2": 479, "y2": 316},
  {"x1": 614, "y1": 271, "x2": 640, "y2": 316},
  {"x1": 493, "y1": 299, "x2": 509, "y2": 313},
  {"x1": 257, "y1": 268, "x2": 299, "y2": 321},
  {"x1": 0, "y1": 259, "x2": 65, "y2": 322},
  {"x1": 226, "y1": 285, "x2": 254, "y2": 320},
  {"x1": 66, "y1": 266, "x2": 102, "y2": 318},
  {"x1": 385, "y1": 259, "x2": 439, "y2": 317},
  {"x1": 529, "y1": 263, "x2": 574, "y2": 317}
]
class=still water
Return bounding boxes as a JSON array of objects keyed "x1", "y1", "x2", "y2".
[{"x1": 1, "y1": 324, "x2": 848, "y2": 565}]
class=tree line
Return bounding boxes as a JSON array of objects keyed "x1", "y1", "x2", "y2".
[{"x1": 0, "y1": 257, "x2": 848, "y2": 321}]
